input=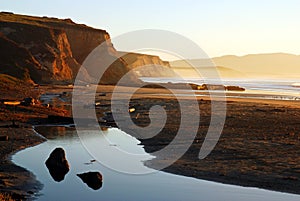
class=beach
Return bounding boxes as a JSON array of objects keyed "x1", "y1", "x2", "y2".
[
  {"x1": 137, "y1": 97, "x2": 300, "y2": 194},
  {"x1": 96, "y1": 85, "x2": 300, "y2": 194},
  {"x1": 1, "y1": 84, "x2": 300, "y2": 199},
  {"x1": 0, "y1": 85, "x2": 71, "y2": 200},
  {"x1": 1, "y1": 5, "x2": 300, "y2": 200},
  {"x1": 0, "y1": 127, "x2": 45, "y2": 200}
]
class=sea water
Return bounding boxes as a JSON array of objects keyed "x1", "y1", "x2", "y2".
[{"x1": 141, "y1": 77, "x2": 300, "y2": 100}]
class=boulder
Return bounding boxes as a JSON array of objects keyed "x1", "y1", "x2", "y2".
[
  {"x1": 21, "y1": 97, "x2": 35, "y2": 106},
  {"x1": 45, "y1": 147, "x2": 70, "y2": 182},
  {"x1": 0, "y1": 135, "x2": 8, "y2": 141},
  {"x1": 198, "y1": 84, "x2": 225, "y2": 90},
  {"x1": 77, "y1": 172, "x2": 103, "y2": 190},
  {"x1": 225, "y1": 85, "x2": 245, "y2": 91}
]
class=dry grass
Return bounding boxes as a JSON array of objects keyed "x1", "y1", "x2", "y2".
[{"x1": 0, "y1": 11, "x2": 85, "y2": 29}]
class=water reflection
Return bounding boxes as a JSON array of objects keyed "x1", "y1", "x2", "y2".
[
  {"x1": 77, "y1": 172, "x2": 103, "y2": 190},
  {"x1": 45, "y1": 147, "x2": 70, "y2": 182},
  {"x1": 12, "y1": 127, "x2": 300, "y2": 201},
  {"x1": 35, "y1": 126, "x2": 75, "y2": 139}
]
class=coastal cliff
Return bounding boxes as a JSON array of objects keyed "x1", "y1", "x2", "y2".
[
  {"x1": 0, "y1": 12, "x2": 172, "y2": 85},
  {"x1": 119, "y1": 52, "x2": 176, "y2": 77}
]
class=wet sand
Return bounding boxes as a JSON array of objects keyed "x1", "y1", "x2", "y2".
[
  {"x1": 95, "y1": 85, "x2": 300, "y2": 194},
  {"x1": 1, "y1": 84, "x2": 300, "y2": 199},
  {"x1": 0, "y1": 85, "x2": 71, "y2": 200},
  {"x1": 136, "y1": 98, "x2": 300, "y2": 194},
  {"x1": 0, "y1": 127, "x2": 45, "y2": 200}
]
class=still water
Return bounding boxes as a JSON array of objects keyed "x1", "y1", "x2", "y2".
[{"x1": 12, "y1": 127, "x2": 300, "y2": 201}]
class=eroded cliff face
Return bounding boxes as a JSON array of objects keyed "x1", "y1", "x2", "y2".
[
  {"x1": 119, "y1": 52, "x2": 176, "y2": 77},
  {"x1": 0, "y1": 12, "x2": 171, "y2": 85},
  {"x1": 0, "y1": 13, "x2": 90, "y2": 83}
]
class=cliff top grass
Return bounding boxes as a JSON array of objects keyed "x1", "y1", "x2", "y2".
[{"x1": 0, "y1": 11, "x2": 105, "y2": 32}]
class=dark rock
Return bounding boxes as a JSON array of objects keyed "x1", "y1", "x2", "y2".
[
  {"x1": 45, "y1": 147, "x2": 70, "y2": 182},
  {"x1": 225, "y1": 86, "x2": 245, "y2": 91},
  {"x1": 101, "y1": 112, "x2": 114, "y2": 123},
  {"x1": 199, "y1": 84, "x2": 226, "y2": 90},
  {"x1": 0, "y1": 135, "x2": 8, "y2": 141},
  {"x1": 77, "y1": 172, "x2": 103, "y2": 190},
  {"x1": 47, "y1": 115, "x2": 74, "y2": 124},
  {"x1": 21, "y1": 97, "x2": 35, "y2": 106}
]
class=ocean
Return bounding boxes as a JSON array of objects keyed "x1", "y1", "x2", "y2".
[{"x1": 141, "y1": 77, "x2": 300, "y2": 101}]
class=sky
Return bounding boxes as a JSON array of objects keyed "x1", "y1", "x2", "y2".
[{"x1": 1, "y1": 0, "x2": 300, "y2": 58}]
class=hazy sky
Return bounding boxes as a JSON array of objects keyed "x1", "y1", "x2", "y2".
[{"x1": 2, "y1": 0, "x2": 300, "y2": 58}]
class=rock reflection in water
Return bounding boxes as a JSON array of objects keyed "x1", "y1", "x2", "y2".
[
  {"x1": 77, "y1": 172, "x2": 103, "y2": 190},
  {"x1": 35, "y1": 126, "x2": 75, "y2": 139},
  {"x1": 45, "y1": 147, "x2": 70, "y2": 182}
]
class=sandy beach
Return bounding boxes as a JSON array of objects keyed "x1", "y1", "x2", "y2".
[
  {"x1": 0, "y1": 127, "x2": 45, "y2": 200},
  {"x1": 0, "y1": 85, "x2": 71, "y2": 200},
  {"x1": 0, "y1": 85, "x2": 300, "y2": 199},
  {"x1": 96, "y1": 85, "x2": 300, "y2": 194},
  {"x1": 137, "y1": 97, "x2": 300, "y2": 194}
]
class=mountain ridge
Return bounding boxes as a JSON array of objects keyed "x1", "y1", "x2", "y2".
[{"x1": 170, "y1": 53, "x2": 300, "y2": 78}]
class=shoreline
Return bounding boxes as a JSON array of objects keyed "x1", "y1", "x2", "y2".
[
  {"x1": 0, "y1": 84, "x2": 72, "y2": 200},
  {"x1": 0, "y1": 126, "x2": 46, "y2": 200},
  {"x1": 133, "y1": 97, "x2": 300, "y2": 195},
  {"x1": 1, "y1": 84, "x2": 300, "y2": 199},
  {"x1": 92, "y1": 85, "x2": 300, "y2": 195}
]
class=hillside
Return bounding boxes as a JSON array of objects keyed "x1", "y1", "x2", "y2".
[
  {"x1": 213, "y1": 53, "x2": 300, "y2": 78},
  {"x1": 171, "y1": 53, "x2": 300, "y2": 78},
  {"x1": 0, "y1": 12, "x2": 171, "y2": 85},
  {"x1": 171, "y1": 66, "x2": 245, "y2": 78}
]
